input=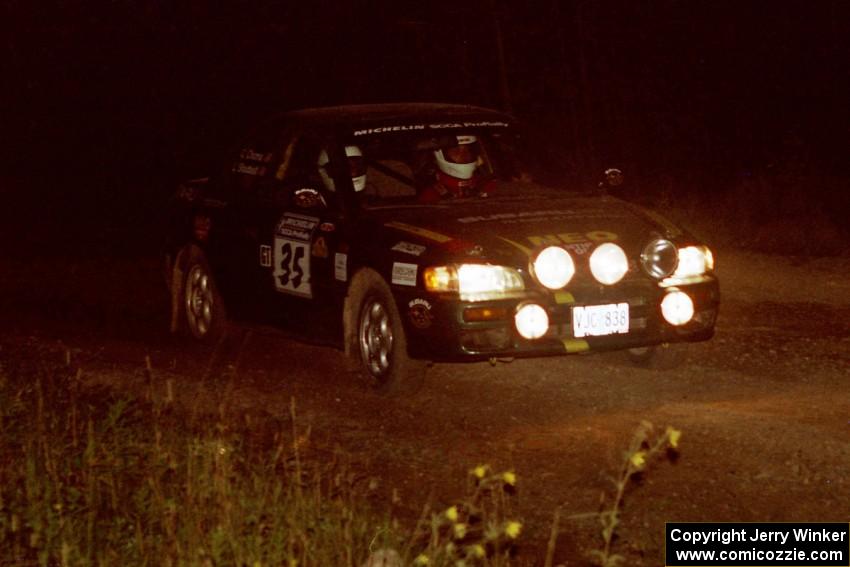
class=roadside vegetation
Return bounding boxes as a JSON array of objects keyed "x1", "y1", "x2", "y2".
[
  {"x1": 0, "y1": 347, "x2": 680, "y2": 566},
  {"x1": 639, "y1": 168, "x2": 849, "y2": 257}
]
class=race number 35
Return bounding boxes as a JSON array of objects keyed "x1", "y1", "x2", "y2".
[{"x1": 274, "y1": 238, "x2": 312, "y2": 297}]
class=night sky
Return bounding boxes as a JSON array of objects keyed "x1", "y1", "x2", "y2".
[{"x1": 4, "y1": 1, "x2": 849, "y2": 249}]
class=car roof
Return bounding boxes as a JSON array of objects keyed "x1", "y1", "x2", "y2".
[{"x1": 271, "y1": 103, "x2": 514, "y2": 136}]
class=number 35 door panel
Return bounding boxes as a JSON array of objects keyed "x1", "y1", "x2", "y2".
[{"x1": 273, "y1": 213, "x2": 319, "y2": 298}]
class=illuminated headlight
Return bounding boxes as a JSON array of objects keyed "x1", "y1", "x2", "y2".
[
  {"x1": 514, "y1": 303, "x2": 549, "y2": 339},
  {"x1": 424, "y1": 264, "x2": 524, "y2": 300},
  {"x1": 641, "y1": 238, "x2": 678, "y2": 279},
  {"x1": 533, "y1": 246, "x2": 575, "y2": 289},
  {"x1": 661, "y1": 291, "x2": 694, "y2": 325},
  {"x1": 589, "y1": 243, "x2": 629, "y2": 285},
  {"x1": 674, "y1": 246, "x2": 714, "y2": 278}
]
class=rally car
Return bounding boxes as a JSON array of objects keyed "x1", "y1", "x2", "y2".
[{"x1": 165, "y1": 103, "x2": 719, "y2": 393}]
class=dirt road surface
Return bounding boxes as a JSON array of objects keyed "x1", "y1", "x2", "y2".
[{"x1": 2, "y1": 249, "x2": 848, "y2": 565}]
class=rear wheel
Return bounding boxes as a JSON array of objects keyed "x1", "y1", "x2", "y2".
[
  {"x1": 346, "y1": 269, "x2": 426, "y2": 394},
  {"x1": 171, "y1": 244, "x2": 227, "y2": 342}
]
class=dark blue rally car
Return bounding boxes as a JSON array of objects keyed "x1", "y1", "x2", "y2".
[{"x1": 165, "y1": 103, "x2": 719, "y2": 392}]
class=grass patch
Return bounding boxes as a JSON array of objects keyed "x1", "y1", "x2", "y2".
[
  {"x1": 0, "y1": 355, "x2": 404, "y2": 566},
  {"x1": 0, "y1": 346, "x2": 681, "y2": 565}
]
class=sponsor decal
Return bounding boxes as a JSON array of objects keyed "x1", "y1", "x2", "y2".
[
  {"x1": 312, "y1": 236, "x2": 329, "y2": 258},
  {"x1": 408, "y1": 298, "x2": 433, "y2": 329},
  {"x1": 352, "y1": 121, "x2": 509, "y2": 137},
  {"x1": 385, "y1": 221, "x2": 452, "y2": 243},
  {"x1": 293, "y1": 188, "x2": 326, "y2": 209},
  {"x1": 276, "y1": 213, "x2": 319, "y2": 242},
  {"x1": 232, "y1": 149, "x2": 272, "y2": 177},
  {"x1": 391, "y1": 262, "x2": 418, "y2": 287},
  {"x1": 259, "y1": 245, "x2": 272, "y2": 267},
  {"x1": 466, "y1": 244, "x2": 485, "y2": 256},
  {"x1": 391, "y1": 241, "x2": 427, "y2": 256},
  {"x1": 334, "y1": 253, "x2": 347, "y2": 281},
  {"x1": 274, "y1": 213, "x2": 320, "y2": 298},
  {"x1": 319, "y1": 222, "x2": 335, "y2": 232},
  {"x1": 564, "y1": 242, "x2": 593, "y2": 255},
  {"x1": 457, "y1": 209, "x2": 622, "y2": 224},
  {"x1": 527, "y1": 231, "x2": 617, "y2": 247},
  {"x1": 239, "y1": 148, "x2": 272, "y2": 162},
  {"x1": 232, "y1": 163, "x2": 266, "y2": 176}
]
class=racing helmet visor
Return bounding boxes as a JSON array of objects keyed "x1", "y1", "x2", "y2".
[{"x1": 443, "y1": 135, "x2": 480, "y2": 164}]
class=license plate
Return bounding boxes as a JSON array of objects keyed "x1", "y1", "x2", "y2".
[{"x1": 572, "y1": 302, "x2": 629, "y2": 338}]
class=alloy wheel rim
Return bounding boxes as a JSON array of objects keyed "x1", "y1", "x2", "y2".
[
  {"x1": 358, "y1": 299, "x2": 394, "y2": 378},
  {"x1": 185, "y1": 265, "x2": 213, "y2": 337}
]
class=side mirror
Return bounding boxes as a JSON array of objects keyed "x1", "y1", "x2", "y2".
[{"x1": 603, "y1": 168, "x2": 624, "y2": 187}]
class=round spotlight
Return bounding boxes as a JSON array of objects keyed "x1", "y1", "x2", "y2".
[
  {"x1": 661, "y1": 291, "x2": 694, "y2": 326},
  {"x1": 514, "y1": 303, "x2": 549, "y2": 339},
  {"x1": 641, "y1": 238, "x2": 678, "y2": 279},
  {"x1": 589, "y1": 243, "x2": 629, "y2": 285},
  {"x1": 533, "y1": 246, "x2": 575, "y2": 289}
]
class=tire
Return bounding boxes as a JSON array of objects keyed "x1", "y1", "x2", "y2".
[
  {"x1": 626, "y1": 343, "x2": 689, "y2": 370},
  {"x1": 171, "y1": 244, "x2": 227, "y2": 342},
  {"x1": 345, "y1": 269, "x2": 426, "y2": 395}
]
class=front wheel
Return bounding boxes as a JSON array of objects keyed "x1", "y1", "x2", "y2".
[
  {"x1": 171, "y1": 244, "x2": 227, "y2": 342},
  {"x1": 346, "y1": 269, "x2": 426, "y2": 394}
]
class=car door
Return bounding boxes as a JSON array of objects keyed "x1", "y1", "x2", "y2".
[{"x1": 258, "y1": 135, "x2": 350, "y2": 329}]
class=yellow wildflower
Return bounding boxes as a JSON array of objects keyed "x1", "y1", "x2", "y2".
[
  {"x1": 468, "y1": 544, "x2": 486, "y2": 558},
  {"x1": 502, "y1": 471, "x2": 517, "y2": 486},
  {"x1": 504, "y1": 521, "x2": 522, "y2": 539},
  {"x1": 453, "y1": 523, "x2": 468, "y2": 539},
  {"x1": 471, "y1": 465, "x2": 488, "y2": 479},
  {"x1": 629, "y1": 451, "x2": 646, "y2": 469},
  {"x1": 667, "y1": 427, "x2": 682, "y2": 449},
  {"x1": 445, "y1": 505, "x2": 459, "y2": 522},
  {"x1": 413, "y1": 554, "x2": 430, "y2": 566}
]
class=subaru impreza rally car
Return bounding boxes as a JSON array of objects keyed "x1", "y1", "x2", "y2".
[{"x1": 165, "y1": 103, "x2": 719, "y2": 392}]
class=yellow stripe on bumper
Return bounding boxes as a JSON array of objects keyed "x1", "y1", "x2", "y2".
[
  {"x1": 554, "y1": 291, "x2": 575, "y2": 304},
  {"x1": 562, "y1": 338, "x2": 590, "y2": 353}
]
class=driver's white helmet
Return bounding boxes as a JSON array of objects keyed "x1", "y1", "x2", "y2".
[
  {"x1": 318, "y1": 145, "x2": 366, "y2": 192},
  {"x1": 434, "y1": 135, "x2": 479, "y2": 180}
]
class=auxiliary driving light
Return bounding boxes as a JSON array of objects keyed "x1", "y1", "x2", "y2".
[
  {"x1": 533, "y1": 246, "x2": 575, "y2": 289},
  {"x1": 641, "y1": 238, "x2": 678, "y2": 279},
  {"x1": 661, "y1": 291, "x2": 694, "y2": 326},
  {"x1": 514, "y1": 303, "x2": 549, "y2": 339},
  {"x1": 589, "y1": 243, "x2": 629, "y2": 285}
]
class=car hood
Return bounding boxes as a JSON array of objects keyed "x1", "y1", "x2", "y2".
[{"x1": 364, "y1": 187, "x2": 689, "y2": 267}]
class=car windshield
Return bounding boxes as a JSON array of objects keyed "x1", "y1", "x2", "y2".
[{"x1": 345, "y1": 129, "x2": 540, "y2": 208}]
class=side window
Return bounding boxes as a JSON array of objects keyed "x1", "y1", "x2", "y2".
[
  {"x1": 226, "y1": 123, "x2": 285, "y2": 203},
  {"x1": 275, "y1": 135, "x2": 343, "y2": 211}
]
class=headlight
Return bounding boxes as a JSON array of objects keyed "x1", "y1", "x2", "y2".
[
  {"x1": 423, "y1": 264, "x2": 524, "y2": 300},
  {"x1": 641, "y1": 238, "x2": 678, "y2": 279},
  {"x1": 589, "y1": 243, "x2": 629, "y2": 285},
  {"x1": 673, "y1": 246, "x2": 714, "y2": 278},
  {"x1": 532, "y1": 246, "x2": 575, "y2": 289}
]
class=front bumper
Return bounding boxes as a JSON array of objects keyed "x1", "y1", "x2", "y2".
[{"x1": 402, "y1": 275, "x2": 719, "y2": 362}]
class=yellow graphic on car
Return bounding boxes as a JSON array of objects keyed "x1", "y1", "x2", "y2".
[{"x1": 384, "y1": 222, "x2": 453, "y2": 243}]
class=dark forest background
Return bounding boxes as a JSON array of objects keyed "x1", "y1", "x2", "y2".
[{"x1": 3, "y1": 1, "x2": 849, "y2": 254}]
